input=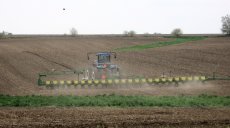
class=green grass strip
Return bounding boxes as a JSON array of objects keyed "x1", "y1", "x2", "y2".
[
  {"x1": 0, "y1": 94, "x2": 229, "y2": 107},
  {"x1": 115, "y1": 37, "x2": 205, "y2": 51}
]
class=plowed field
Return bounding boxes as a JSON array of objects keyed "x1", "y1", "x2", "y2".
[
  {"x1": 0, "y1": 107, "x2": 230, "y2": 128},
  {"x1": 0, "y1": 36, "x2": 229, "y2": 96},
  {"x1": 0, "y1": 36, "x2": 230, "y2": 127}
]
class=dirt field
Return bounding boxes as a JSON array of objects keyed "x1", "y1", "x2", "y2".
[
  {"x1": 0, "y1": 107, "x2": 229, "y2": 128},
  {"x1": 0, "y1": 36, "x2": 230, "y2": 127},
  {"x1": 0, "y1": 36, "x2": 230, "y2": 96}
]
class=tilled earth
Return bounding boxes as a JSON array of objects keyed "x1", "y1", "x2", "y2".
[
  {"x1": 0, "y1": 36, "x2": 230, "y2": 96},
  {"x1": 0, "y1": 36, "x2": 230, "y2": 127},
  {"x1": 0, "y1": 107, "x2": 230, "y2": 128}
]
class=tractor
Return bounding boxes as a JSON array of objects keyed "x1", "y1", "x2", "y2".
[
  {"x1": 37, "y1": 51, "x2": 230, "y2": 87},
  {"x1": 86, "y1": 52, "x2": 120, "y2": 80}
]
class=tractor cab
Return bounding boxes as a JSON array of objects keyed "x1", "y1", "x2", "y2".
[
  {"x1": 95, "y1": 52, "x2": 113, "y2": 69},
  {"x1": 87, "y1": 51, "x2": 117, "y2": 69},
  {"x1": 97, "y1": 52, "x2": 111, "y2": 64}
]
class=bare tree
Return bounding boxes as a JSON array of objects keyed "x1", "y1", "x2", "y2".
[
  {"x1": 70, "y1": 28, "x2": 78, "y2": 36},
  {"x1": 0, "y1": 31, "x2": 4, "y2": 39},
  {"x1": 0, "y1": 31, "x2": 12, "y2": 39},
  {"x1": 128, "y1": 30, "x2": 136, "y2": 37},
  {"x1": 221, "y1": 14, "x2": 230, "y2": 36},
  {"x1": 123, "y1": 30, "x2": 136, "y2": 37},
  {"x1": 171, "y1": 28, "x2": 183, "y2": 37},
  {"x1": 123, "y1": 30, "x2": 129, "y2": 36}
]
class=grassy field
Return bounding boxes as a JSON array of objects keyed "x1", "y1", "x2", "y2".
[
  {"x1": 116, "y1": 37, "x2": 205, "y2": 51},
  {"x1": 0, "y1": 94, "x2": 229, "y2": 107}
]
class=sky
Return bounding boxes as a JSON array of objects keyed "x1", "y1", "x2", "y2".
[{"x1": 0, "y1": 0, "x2": 230, "y2": 34}]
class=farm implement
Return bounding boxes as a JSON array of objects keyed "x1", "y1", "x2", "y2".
[{"x1": 37, "y1": 52, "x2": 230, "y2": 88}]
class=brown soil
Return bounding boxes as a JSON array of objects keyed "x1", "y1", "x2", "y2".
[
  {"x1": 0, "y1": 36, "x2": 230, "y2": 128},
  {"x1": 0, "y1": 107, "x2": 229, "y2": 128},
  {"x1": 0, "y1": 36, "x2": 230, "y2": 96}
]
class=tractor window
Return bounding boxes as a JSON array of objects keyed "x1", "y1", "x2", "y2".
[{"x1": 98, "y1": 55, "x2": 110, "y2": 63}]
